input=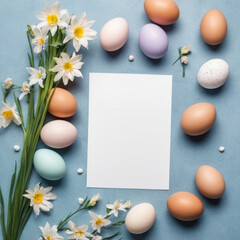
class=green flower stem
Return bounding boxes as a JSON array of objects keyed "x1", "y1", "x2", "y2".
[
  {"x1": 182, "y1": 63, "x2": 186, "y2": 77},
  {"x1": 102, "y1": 231, "x2": 121, "y2": 240}
]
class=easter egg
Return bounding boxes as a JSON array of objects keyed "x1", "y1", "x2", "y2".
[
  {"x1": 198, "y1": 59, "x2": 229, "y2": 89},
  {"x1": 139, "y1": 23, "x2": 168, "y2": 59},
  {"x1": 41, "y1": 120, "x2": 77, "y2": 149},
  {"x1": 144, "y1": 0, "x2": 180, "y2": 25},
  {"x1": 48, "y1": 88, "x2": 77, "y2": 118},
  {"x1": 200, "y1": 9, "x2": 227, "y2": 45},
  {"x1": 33, "y1": 149, "x2": 66, "y2": 181},
  {"x1": 181, "y1": 102, "x2": 216, "y2": 136},
  {"x1": 100, "y1": 17, "x2": 129, "y2": 52},
  {"x1": 196, "y1": 165, "x2": 225, "y2": 199},
  {"x1": 125, "y1": 203, "x2": 156, "y2": 234},
  {"x1": 167, "y1": 192, "x2": 204, "y2": 221}
]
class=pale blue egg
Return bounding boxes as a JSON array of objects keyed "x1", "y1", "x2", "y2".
[{"x1": 33, "y1": 149, "x2": 66, "y2": 181}]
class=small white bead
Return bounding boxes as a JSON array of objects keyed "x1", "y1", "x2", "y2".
[
  {"x1": 128, "y1": 55, "x2": 134, "y2": 62},
  {"x1": 77, "y1": 168, "x2": 83, "y2": 174},
  {"x1": 78, "y1": 197, "x2": 84, "y2": 205},
  {"x1": 219, "y1": 146, "x2": 225, "y2": 152},
  {"x1": 13, "y1": 145, "x2": 20, "y2": 152}
]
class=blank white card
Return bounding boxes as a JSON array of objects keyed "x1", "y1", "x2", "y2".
[{"x1": 87, "y1": 73, "x2": 172, "y2": 190}]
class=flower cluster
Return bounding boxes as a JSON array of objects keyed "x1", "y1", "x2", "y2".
[{"x1": 172, "y1": 45, "x2": 191, "y2": 77}]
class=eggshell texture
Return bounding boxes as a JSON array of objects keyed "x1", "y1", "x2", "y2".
[
  {"x1": 100, "y1": 17, "x2": 129, "y2": 52},
  {"x1": 41, "y1": 120, "x2": 77, "y2": 149},
  {"x1": 139, "y1": 23, "x2": 168, "y2": 59},
  {"x1": 33, "y1": 149, "x2": 66, "y2": 181},
  {"x1": 125, "y1": 203, "x2": 156, "y2": 234},
  {"x1": 198, "y1": 59, "x2": 229, "y2": 89},
  {"x1": 196, "y1": 165, "x2": 225, "y2": 199},
  {"x1": 144, "y1": 0, "x2": 180, "y2": 25},
  {"x1": 181, "y1": 102, "x2": 216, "y2": 136},
  {"x1": 48, "y1": 88, "x2": 77, "y2": 118},
  {"x1": 200, "y1": 9, "x2": 227, "y2": 45},
  {"x1": 167, "y1": 192, "x2": 204, "y2": 221}
]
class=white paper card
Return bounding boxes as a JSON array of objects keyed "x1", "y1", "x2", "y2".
[{"x1": 87, "y1": 73, "x2": 172, "y2": 190}]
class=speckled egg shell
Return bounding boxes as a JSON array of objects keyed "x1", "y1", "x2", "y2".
[
  {"x1": 33, "y1": 149, "x2": 66, "y2": 181},
  {"x1": 48, "y1": 88, "x2": 77, "y2": 118},
  {"x1": 198, "y1": 59, "x2": 229, "y2": 89},
  {"x1": 41, "y1": 120, "x2": 77, "y2": 149},
  {"x1": 125, "y1": 203, "x2": 156, "y2": 234}
]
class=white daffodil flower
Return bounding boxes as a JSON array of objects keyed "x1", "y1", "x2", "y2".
[
  {"x1": 92, "y1": 236, "x2": 102, "y2": 240},
  {"x1": 31, "y1": 25, "x2": 48, "y2": 54},
  {"x1": 36, "y1": 1, "x2": 69, "y2": 36},
  {"x1": 66, "y1": 221, "x2": 93, "y2": 240},
  {"x1": 124, "y1": 200, "x2": 131, "y2": 209},
  {"x1": 181, "y1": 55, "x2": 188, "y2": 64},
  {"x1": 0, "y1": 102, "x2": 21, "y2": 128},
  {"x1": 4, "y1": 78, "x2": 13, "y2": 89},
  {"x1": 23, "y1": 182, "x2": 57, "y2": 216},
  {"x1": 38, "y1": 222, "x2": 63, "y2": 240},
  {"x1": 106, "y1": 200, "x2": 126, "y2": 217},
  {"x1": 78, "y1": 197, "x2": 85, "y2": 205},
  {"x1": 89, "y1": 193, "x2": 100, "y2": 207},
  {"x1": 181, "y1": 45, "x2": 191, "y2": 55},
  {"x1": 63, "y1": 13, "x2": 97, "y2": 52},
  {"x1": 50, "y1": 52, "x2": 84, "y2": 85},
  {"x1": 89, "y1": 211, "x2": 111, "y2": 233},
  {"x1": 19, "y1": 81, "x2": 30, "y2": 100},
  {"x1": 26, "y1": 66, "x2": 46, "y2": 88}
]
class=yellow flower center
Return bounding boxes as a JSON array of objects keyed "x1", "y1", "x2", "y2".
[
  {"x1": 2, "y1": 110, "x2": 13, "y2": 119},
  {"x1": 33, "y1": 193, "x2": 43, "y2": 204},
  {"x1": 36, "y1": 72, "x2": 42, "y2": 78},
  {"x1": 47, "y1": 236, "x2": 51, "y2": 240},
  {"x1": 47, "y1": 14, "x2": 58, "y2": 25},
  {"x1": 64, "y1": 62, "x2": 73, "y2": 71},
  {"x1": 76, "y1": 231, "x2": 84, "y2": 236},
  {"x1": 39, "y1": 38, "x2": 45, "y2": 44},
  {"x1": 74, "y1": 26, "x2": 84, "y2": 38},
  {"x1": 96, "y1": 218, "x2": 103, "y2": 225},
  {"x1": 115, "y1": 204, "x2": 120, "y2": 209}
]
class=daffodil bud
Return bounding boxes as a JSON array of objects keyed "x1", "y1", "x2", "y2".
[
  {"x1": 181, "y1": 56, "x2": 188, "y2": 64},
  {"x1": 4, "y1": 78, "x2": 13, "y2": 89},
  {"x1": 27, "y1": 25, "x2": 35, "y2": 38},
  {"x1": 181, "y1": 45, "x2": 191, "y2": 55}
]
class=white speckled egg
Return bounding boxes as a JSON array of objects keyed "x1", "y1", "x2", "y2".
[
  {"x1": 100, "y1": 17, "x2": 129, "y2": 52},
  {"x1": 41, "y1": 120, "x2": 77, "y2": 149},
  {"x1": 125, "y1": 203, "x2": 155, "y2": 234},
  {"x1": 198, "y1": 59, "x2": 229, "y2": 89}
]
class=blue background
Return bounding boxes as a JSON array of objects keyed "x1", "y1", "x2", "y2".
[{"x1": 0, "y1": 0, "x2": 239, "y2": 239}]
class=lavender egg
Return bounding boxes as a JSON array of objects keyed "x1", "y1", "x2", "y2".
[{"x1": 139, "y1": 23, "x2": 168, "y2": 59}]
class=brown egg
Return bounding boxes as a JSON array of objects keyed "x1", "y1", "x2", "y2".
[
  {"x1": 48, "y1": 88, "x2": 77, "y2": 118},
  {"x1": 200, "y1": 9, "x2": 227, "y2": 45},
  {"x1": 196, "y1": 165, "x2": 225, "y2": 199},
  {"x1": 167, "y1": 192, "x2": 204, "y2": 221},
  {"x1": 181, "y1": 102, "x2": 216, "y2": 136},
  {"x1": 144, "y1": 0, "x2": 180, "y2": 25}
]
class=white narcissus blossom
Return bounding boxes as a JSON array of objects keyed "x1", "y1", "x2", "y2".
[
  {"x1": 4, "y1": 78, "x2": 13, "y2": 89},
  {"x1": 36, "y1": 1, "x2": 69, "y2": 36},
  {"x1": 50, "y1": 52, "x2": 84, "y2": 85},
  {"x1": 26, "y1": 66, "x2": 46, "y2": 88},
  {"x1": 23, "y1": 182, "x2": 57, "y2": 216},
  {"x1": 124, "y1": 200, "x2": 131, "y2": 209},
  {"x1": 89, "y1": 211, "x2": 111, "y2": 233},
  {"x1": 181, "y1": 56, "x2": 188, "y2": 64},
  {"x1": 89, "y1": 193, "x2": 100, "y2": 206},
  {"x1": 63, "y1": 13, "x2": 97, "y2": 52},
  {"x1": 31, "y1": 25, "x2": 48, "y2": 54},
  {"x1": 78, "y1": 197, "x2": 85, "y2": 205},
  {"x1": 106, "y1": 200, "x2": 126, "y2": 217},
  {"x1": 38, "y1": 222, "x2": 63, "y2": 240},
  {"x1": 0, "y1": 102, "x2": 21, "y2": 128},
  {"x1": 66, "y1": 221, "x2": 93, "y2": 240},
  {"x1": 19, "y1": 81, "x2": 30, "y2": 100},
  {"x1": 181, "y1": 45, "x2": 191, "y2": 55}
]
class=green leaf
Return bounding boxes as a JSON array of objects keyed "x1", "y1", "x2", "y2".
[
  {"x1": 0, "y1": 188, "x2": 6, "y2": 240},
  {"x1": 112, "y1": 220, "x2": 125, "y2": 226},
  {"x1": 26, "y1": 31, "x2": 34, "y2": 67},
  {"x1": 102, "y1": 231, "x2": 121, "y2": 240},
  {"x1": 39, "y1": 54, "x2": 44, "y2": 68},
  {"x1": 48, "y1": 42, "x2": 63, "y2": 48},
  {"x1": 14, "y1": 94, "x2": 25, "y2": 133}
]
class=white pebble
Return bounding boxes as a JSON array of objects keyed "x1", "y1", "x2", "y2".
[
  {"x1": 219, "y1": 146, "x2": 225, "y2": 152},
  {"x1": 77, "y1": 168, "x2": 83, "y2": 174},
  {"x1": 13, "y1": 145, "x2": 20, "y2": 152},
  {"x1": 128, "y1": 55, "x2": 134, "y2": 62},
  {"x1": 78, "y1": 197, "x2": 84, "y2": 205}
]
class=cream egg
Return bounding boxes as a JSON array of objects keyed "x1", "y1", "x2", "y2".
[
  {"x1": 100, "y1": 17, "x2": 129, "y2": 51},
  {"x1": 41, "y1": 120, "x2": 77, "y2": 149},
  {"x1": 125, "y1": 203, "x2": 155, "y2": 234},
  {"x1": 198, "y1": 59, "x2": 229, "y2": 89}
]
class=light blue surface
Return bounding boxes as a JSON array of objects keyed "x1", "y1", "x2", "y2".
[{"x1": 0, "y1": 0, "x2": 239, "y2": 239}]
